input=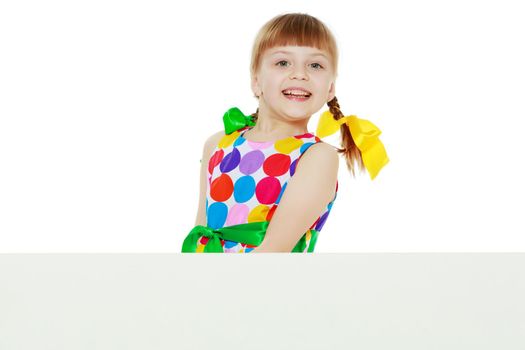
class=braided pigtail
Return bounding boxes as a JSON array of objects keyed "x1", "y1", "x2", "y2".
[
  {"x1": 250, "y1": 107, "x2": 259, "y2": 124},
  {"x1": 327, "y1": 96, "x2": 365, "y2": 178}
]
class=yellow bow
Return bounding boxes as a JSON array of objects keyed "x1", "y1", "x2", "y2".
[{"x1": 316, "y1": 110, "x2": 389, "y2": 180}]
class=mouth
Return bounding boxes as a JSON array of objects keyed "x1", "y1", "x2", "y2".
[{"x1": 282, "y1": 89, "x2": 312, "y2": 101}]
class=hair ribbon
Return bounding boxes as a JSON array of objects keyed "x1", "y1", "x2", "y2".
[
  {"x1": 315, "y1": 110, "x2": 389, "y2": 180},
  {"x1": 223, "y1": 107, "x2": 256, "y2": 134}
]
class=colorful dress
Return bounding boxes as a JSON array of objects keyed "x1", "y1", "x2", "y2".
[{"x1": 195, "y1": 122, "x2": 339, "y2": 253}]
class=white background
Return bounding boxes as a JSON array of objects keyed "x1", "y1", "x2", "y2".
[{"x1": 1, "y1": 0, "x2": 524, "y2": 252}]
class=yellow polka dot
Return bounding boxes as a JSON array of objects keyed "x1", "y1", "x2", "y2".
[
  {"x1": 306, "y1": 230, "x2": 311, "y2": 240},
  {"x1": 275, "y1": 137, "x2": 303, "y2": 154},
  {"x1": 218, "y1": 131, "x2": 240, "y2": 149},
  {"x1": 196, "y1": 242, "x2": 205, "y2": 253},
  {"x1": 248, "y1": 204, "x2": 270, "y2": 222},
  {"x1": 239, "y1": 248, "x2": 245, "y2": 253}
]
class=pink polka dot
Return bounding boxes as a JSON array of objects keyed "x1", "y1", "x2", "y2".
[
  {"x1": 255, "y1": 177, "x2": 281, "y2": 204},
  {"x1": 247, "y1": 141, "x2": 273, "y2": 150},
  {"x1": 225, "y1": 204, "x2": 249, "y2": 226}
]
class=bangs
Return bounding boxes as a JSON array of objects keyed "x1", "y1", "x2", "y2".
[
  {"x1": 263, "y1": 18, "x2": 332, "y2": 52},
  {"x1": 251, "y1": 13, "x2": 338, "y2": 75}
]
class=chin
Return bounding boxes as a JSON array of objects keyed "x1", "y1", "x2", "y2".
[
  {"x1": 283, "y1": 104, "x2": 317, "y2": 115},
  {"x1": 283, "y1": 111, "x2": 312, "y2": 121}
]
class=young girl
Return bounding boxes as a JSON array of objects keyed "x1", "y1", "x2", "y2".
[{"x1": 182, "y1": 13, "x2": 389, "y2": 253}]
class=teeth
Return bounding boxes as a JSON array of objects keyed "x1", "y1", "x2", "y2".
[{"x1": 283, "y1": 90, "x2": 311, "y2": 96}]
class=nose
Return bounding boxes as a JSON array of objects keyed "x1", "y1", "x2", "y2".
[{"x1": 289, "y1": 65, "x2": 309, "y2": 80}]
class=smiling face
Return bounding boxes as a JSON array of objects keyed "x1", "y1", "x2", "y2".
[{"x1": 251, "y1": 45, "x2": 336, "y2": 121}]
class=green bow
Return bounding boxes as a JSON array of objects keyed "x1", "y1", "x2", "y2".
[
  {"x1": 181, "y1": 220, "x2": 320, "y2": 253},
  {"x1": 223, "y1": 107, "x2": 256, "y2": 135}
]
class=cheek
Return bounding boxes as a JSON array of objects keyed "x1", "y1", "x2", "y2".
[
  {"x1": 316, "y1": 80, "x2": 333, "y2": 93},
  {"x1": 262, "y1": 78, "x2": 282, "y2": 92}
]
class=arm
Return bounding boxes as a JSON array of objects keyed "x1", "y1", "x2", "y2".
[
  {"x1": 250, "y1": 142, "x2": 339, "y2": 253},
  {"x1": 194, "y1": 131, "x2": 225, "y2": 227}
]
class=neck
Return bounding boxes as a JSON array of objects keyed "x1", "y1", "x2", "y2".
[{"x1": 250, "y1": 102, "x2": 310, "y2": 138}]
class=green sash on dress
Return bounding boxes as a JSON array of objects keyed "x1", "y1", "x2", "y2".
[{"x1": 181, "y1": 221, "x2": 319, "y2": 253}]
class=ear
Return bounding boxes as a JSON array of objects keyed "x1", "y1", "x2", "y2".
[
  {"x1": 327, "y1": 81, "x2": 336, "y2": 102},
  {"x1": 251, "y1": 74, "x2": 261, "y2": 97}
]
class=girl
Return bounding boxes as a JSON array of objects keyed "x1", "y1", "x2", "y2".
[{"x1": 182, "y1": 13, "x2": 388, "y2": 253}]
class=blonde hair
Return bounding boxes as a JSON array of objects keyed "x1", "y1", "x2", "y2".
[{"x1": 249, "y1": 12, "x2": 365, "y2": 177}]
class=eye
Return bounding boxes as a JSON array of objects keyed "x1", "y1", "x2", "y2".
[{"x1": 275, "y1": 60, "x2": 324, "y2": 70}]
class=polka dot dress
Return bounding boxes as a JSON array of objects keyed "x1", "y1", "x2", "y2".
[{"x1": 196, "y1": 125, "x2": 339, "y2": 253}]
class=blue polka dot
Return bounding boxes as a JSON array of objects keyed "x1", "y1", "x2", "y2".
[
  {"x1": 224, "y1": 240, "x2": 238, "y2": 248},
  {"x1": 299, "y1": 142, "x2": 315, "y2": 154},
  {"x1": 234, "y1": 176, "x2": 255, "y2": 203},
  {"x1": 275, "y1": 182, "x2": 287, "y2": 204},
  {"x1": 233, "y1": 136, "x2": 246, "y2": 147},
  {"x1": 207, "y1": 202, "x2": 228, "y2": 229},
  {"x1": 245, "y1": 247, "x2": 254, "y2": 253}
]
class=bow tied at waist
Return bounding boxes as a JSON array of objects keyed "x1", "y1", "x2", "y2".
[
  {"x1": 182, "y1": 225, "x2": 225, "y2": 252},
  {"x1": 200, "y1": 226, "x2": 220, "y2": 239},
  {"x1": 181, "y1": 221, "x2": 320, "y2": 253},
  {"x1": 182, "y1": 221, "x2": 269, "y2": 253}
]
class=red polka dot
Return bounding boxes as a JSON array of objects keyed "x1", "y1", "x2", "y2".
[
  {"x1": 255, "y1": 177, "x2": 281, "y2": 204},
  {"x1": 202, "y1": 237, "x2": 226, "y2": 247},
  {"x1": 210, "y1": 173, "x2": 234, "y2": 202},
  {"x1": 208, "y1": 149, "x2": 224, "y2": 175},
  {"x1": 266, "y1": 205, "x2": 277, "y2": 221},
  {"x1": 297, "y1": 133, "x2": 314, "y2": 139},
  {"x1": 263, "y1": 154, "x2": 291, "y2": 176}
]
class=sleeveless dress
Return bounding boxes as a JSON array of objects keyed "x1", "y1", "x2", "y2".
[{"x1": 195, "y1": 124, "x2": 339, "y2": 253}]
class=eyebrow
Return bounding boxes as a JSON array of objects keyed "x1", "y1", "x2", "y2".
[{"x1": 270, "y1": 50, "x2": 328, "y2": 59}]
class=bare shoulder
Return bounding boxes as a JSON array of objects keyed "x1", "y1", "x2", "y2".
[
  {"x1": 205, "y1": 130, "x2": 226, "y2": 148},
  {"x1": 296, "y1": 141, "x2": 339, "y2": 174},
  {"x1": 201, "y1": 130, "x2": 226, "y2": 156},
  {"x1": 292, "y1": 140, "x2": 339, "y2": 206}
]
